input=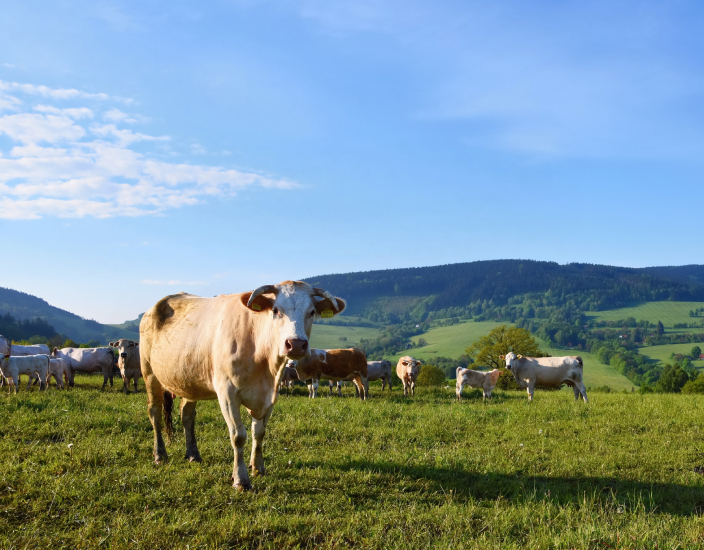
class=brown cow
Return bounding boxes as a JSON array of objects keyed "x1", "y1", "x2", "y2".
[
  {"x1": 139, "y1": 281, "x2": 345, "y2": 491},
  {"x1": 396, "y1": 356, "x2": 422, "y2": 397},
  {"x1": 293, "y1": 348, "x2": 368, "y2": 400},
  {"x1": 110, "y1": 339, "x2": 141, "y2": 393}
]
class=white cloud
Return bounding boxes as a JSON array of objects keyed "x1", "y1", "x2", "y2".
[
  {"x1": 141, "y1": 280, "x2": 207, "y2": 286},
  {"x1": 103, "y1": 108, "x2": 141, "y2": 123},
  {"x1": 0, "y1": 80, "x2": 298, "y2": 219}
]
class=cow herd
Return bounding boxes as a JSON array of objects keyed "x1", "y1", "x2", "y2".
[{"x1": 0, "y1": 279, "x2": 588, "y2": 492}]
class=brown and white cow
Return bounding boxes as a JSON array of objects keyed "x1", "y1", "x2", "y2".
[
  {"x1": 1, "y1": 354, "x2": 48, "y2": 393},
  {"x1": 53, "y1": 347, "x2": 116, "y2": 388},
  {"x1": 500, "y1": 351, "x2": 588, "y2": 402},
  {"x1": 456, "y1": 367, "x2": 501, "y2": 401},
  {"x1": 139, "y1": 281, "x2": 345, "y2": 491},
  {"x1": 293, "y1": 348, "x2": 368, "y2": 400},
  {"x1": 279, "y1": 363, "x2": 299, "y2": 392},
  {"x1": 331, "y1": 359, "x2": 393, "y2": 398},
  {"x1": 396, "y1": 356, "x2": 422, "y2": 397},
  {"x1": 110, "y1": 339, "x2": 141, "y2": 393}
]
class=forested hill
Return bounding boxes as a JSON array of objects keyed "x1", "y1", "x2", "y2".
[
  {"x1": 303, "y1": 260, "x2": 704, "y2": 323},
  {"x1": 0, "y1": 286, "x2": 137, "y2": 344}
]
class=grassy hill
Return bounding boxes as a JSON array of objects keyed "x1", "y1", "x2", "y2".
[
  {"x1": 639, "y1": 343, "x2": 704, "y2": 370},
  {"x1": 587, "y1": 301, "x2": 704, "y2": 328},
  {"x1": 0, "y1": 286, "x2": 138, "y2": 344}
]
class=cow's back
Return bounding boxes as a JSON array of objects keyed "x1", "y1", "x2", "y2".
[{"x1": 323, "y1": 348, "x2": 367, "y2": 378}]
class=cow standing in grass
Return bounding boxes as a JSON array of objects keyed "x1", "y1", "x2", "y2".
[
  {"x1": 500, "y1": 351, "x2": 588, "y2": 402},
  {"x1": 54, "y1": 347, "x2": 116, "y2": 388},
  {"x1": 1, "y1": 354, "x2": 48, "y2": 393},
  {"x1": 396, "y1": 356, "x2": 422, "y2": 397},
  {"x1": 110, "y1": 339, "x2": 141, "y2": 393},
  {"x1": 293, "y1": 348, "x2": 368, "y2": 400},
  {"x1": 139, "y1": 281, "x2": 345, "y2": 491},
  {"x1": 331, "y1": 359, "x2": 393, "y2": 398},
  {"x1": 456, "y1": 368, "x2": 501, "y2": 401}
]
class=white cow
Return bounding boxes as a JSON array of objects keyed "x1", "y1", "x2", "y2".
[
  {"x1": 30, "y1": 357, "x2": 70, "y2": 389},
  {"x1": 0, "y1": 335, "x2": 10, "y2": 356},
  {"x1": 53, "y1": 347, "x2": 116, "y2": 388},
  {"x1": 396, "y1": 356, "x2": 422, "y2": 397},
  {"x1": 456, "y1": 367, "x2": 501, "y2": 400},
  {"x1": 1, "y1": 354, "x2": 48, "y2": 393},
  {"x1": 500, "y1": 351, "x2": 588, "y2": 402},
  {"x1": 9, "y1": 343, "x2": 51, "y2": 356}
]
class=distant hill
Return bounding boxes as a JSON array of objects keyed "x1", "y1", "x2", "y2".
[
  {"x1": 0, "y1": 287, "x2": 138, "y2": 344},
  {"x1": 304, "y1": 260, "x2": 704, "y2": 322}
]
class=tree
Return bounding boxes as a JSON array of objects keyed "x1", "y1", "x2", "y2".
[
  {"x1": 655, "y1": 364, "x2": 691, "y2": 393},
  {"x1": 415, "y1": 364, "x2": 446, "y2": 386},
  {"x1": 692, "y1": 345, "x2": 702, "y2": 359},
  {"x1": 465, "y1": 325, "x2": 543, "y2": 390},
  {"x1": 63, "y1": 339, "x2": 79, "y2": 348},
  {"x1": 657, "y1": 320, "x2": 665, "y2": 336},
  {"x1": 417, "y1": 337, "x2": 428, "y2": 347}
]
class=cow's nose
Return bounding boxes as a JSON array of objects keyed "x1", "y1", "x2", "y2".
[
  {"x1": 120, "y1": 353, "x2": 127, "y2": 358},
  {"x1": 285, "y1": 339, "x2": 308, "y2": 356}
]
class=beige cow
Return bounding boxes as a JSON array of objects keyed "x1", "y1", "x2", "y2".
[
  {"x1": 53, "y1": 347, "x2": 116, "y2": 388},
  {"x1": 139, "y1": 281, "x2": 345, "y2": 491},
  {"x1": 1, "y1": 354, "x2": 48, "y2": 393},
  {"x1": 29, "y1": 356, "x2": 69, "y2": 389},
  {"x1": 396, "y1": 356, "x2": 422, "y2": 397},
  {"x1": 110, "y1": 339, "x2": 141, "y2": 393},
  {"x1": 455, "y1": 367, "x2": 501, "y2": 400},
  {"x1": 500, "y1": 351, "x2": 588, "y2": 402}
]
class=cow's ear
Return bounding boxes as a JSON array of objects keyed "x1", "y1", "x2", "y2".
[
  {"x1": 240, "y1": 292, "x2": 274, "y2": 313},
  {"x1": 134, "y1": 342, "x2": 139, "y2": 347},
  {"x1": 499, "y1": 355, "x2": 505, "y2": 360},
  {"x1": 517, "y1": 354, "x2": 523, "y2": 359},
  {"x1": 314, "y1": 296, "x2": 346, "y2": 318},
  {"x1": 109, "y1": 342, "x2": 115, "y2": 347}
]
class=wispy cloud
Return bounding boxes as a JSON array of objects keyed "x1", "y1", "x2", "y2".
[
  {"x1": 141, "y1": 279, "x2": 207, "y2": 286},
  {"x1": 0, "y1": 80, "x2": 298, "y2": 219}
]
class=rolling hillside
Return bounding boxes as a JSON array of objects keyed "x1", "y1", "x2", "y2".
[{"x1": 0, "y1": 286, "x2": 138, "y2": 344}]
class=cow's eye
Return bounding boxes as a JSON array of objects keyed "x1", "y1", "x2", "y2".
[
  {"x1": 272, "y1": 307, "x2": 279, "y2": 315},
  {"x1": 309, "y1": 310, "x2": 315, "y2": 318}
]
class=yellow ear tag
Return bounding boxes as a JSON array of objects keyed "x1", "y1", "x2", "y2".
[
  {"x1": 321, "y1": 309, "x2": 333, "y2": 318},
  {"x1": 251, "y1": 303, "x2": 262, "y2": 311}
]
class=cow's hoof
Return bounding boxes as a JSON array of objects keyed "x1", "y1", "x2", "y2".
[
  {"x1": 154, "y1": 454, "x2": 168, "y2": 465},
  {"x1": 250, "y1": 466, "x2": 265, "y2": 477},
  {"x1": 186, "y1": 454, "x2": 202, "y2": 463},
  {"x1": 234, "y1": 481, "x2": 252, "y2": 492}
]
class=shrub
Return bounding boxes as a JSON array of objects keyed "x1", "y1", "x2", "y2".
[
  {"x1": 415, "y1": 364, "x2": 446, "y2": 386},
  {"x1": 682, "y1": 376, "x2": 704, "y2": 394}
]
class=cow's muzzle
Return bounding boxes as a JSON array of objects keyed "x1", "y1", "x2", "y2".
[
  {"x1": 120, "y1": 353, "x2": 127, "y2": 358},
  {"x1": 285, "y1": 339, "x2": 308, "y2": 358}
]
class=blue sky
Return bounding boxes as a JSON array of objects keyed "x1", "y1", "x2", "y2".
[{"x1": 1, "y1": 0, "x2": 703, "y2": 323}]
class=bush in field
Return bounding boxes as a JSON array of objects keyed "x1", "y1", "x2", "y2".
[
  {"x1": 63, "y1": 339, "x2": 79, "y2": 348},
  {"x1": 681, "y1": 375, "x2": 704, "y2": 394},
  {"x1": 655, "y1": 364, "x2": 692, "y2": 393},
  {"x1": 415, "y1": 364, "x2": 446, "y2": 386}
]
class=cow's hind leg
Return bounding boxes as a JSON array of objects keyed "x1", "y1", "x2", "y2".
[
  {"x1": 351, "y1": 374, "x2": 366, "y2": 401},
  {"x1": 215, "y1": 383, "x2": 251, "y2": 491},
  {"x1": 571, "y1": 383, "x2": 580, "y2": 401},
  {"x1": 181, "y1": 398, "x2": 202, "y2": 462},
  {"x1": 145, "y1": 372, "x2": 168, "y2": 464},
  {"x1": 134, "y1": 376, "x2": 139, "y2": 394},
  {"x1": 250, "y1": 405, "x2": 273, "y2": 476}
]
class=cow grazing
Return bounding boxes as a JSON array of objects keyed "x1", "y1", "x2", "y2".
[
  {"x1": 456, "y1": 368, "x2": 501, "y2": 401},
  {"x1": 396, "y1": 356, "x2": 422, "y2": 397},
  {"x1": 9, "y1": 343, "x2": 51, "y2": 356},
  {"x1": 53, "y1": 347, "x2": 116, "y2": 388},
  {"x1": 139, "y1": 281, "x2": 345, "y2": 491},
  {"x1": 1, "y1": 354, "x2": 48, "y2": 393},
  {"x1": 293, "y1": 348, "x2": 368, "y2": 400},
  {"x1": 279, "y1": 363, "x2": 299, "y2": 392},
  {"x1": 500, "y1": 351, "x2": 588, "y2": 402},
  {"x1": 110, "y1": 339, "x2": 141, "y2": 393}
]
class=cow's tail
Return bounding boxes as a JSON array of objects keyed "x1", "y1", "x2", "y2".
[
  {"x1": 575, "y1": 356, "x2": 584, "y2": 368},
  {"x1": 163, "y1": 391, "x2": 174, "y2": 441}
]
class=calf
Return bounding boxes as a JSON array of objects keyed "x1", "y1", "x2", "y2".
[
  {"x1": 396, "y1": 356, "x2": 422, "y2": 397},
  {"x1": 500, "y1": 351, "x2": 588, "y2": 402},
  {"x1": 29, "y1": 357, "x2": 69, "y2": 389},
  {"x1": 1, "y1": 354, "x2": 48, "y2": 393},
  {"x1": 456, "y1": 367, "x2": 501, "y2": 401},
  {"x1": 293, "y1": 348, "x2": 368, "y2": 400},
  {"x1": 109, "y1": 339, "x2": 141, "y2": 393}
]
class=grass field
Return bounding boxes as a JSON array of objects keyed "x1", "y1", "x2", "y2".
[
  {"x1": 3, "y1": 377, "x2": 704, "y2": 548},
  {"x1": 587, "y1": 301, "x2": 704, "y2": 329},
  {"x1": 309, "y1": 324, "x2": 381, "y2": 350},
  {"x1": 638, "y1": 343, "x2": 704, "y2": 370}
]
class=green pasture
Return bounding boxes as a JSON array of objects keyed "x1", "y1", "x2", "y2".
[
  {"x1": 639, "y1": 343, "x2": 704, "y2": 370},
  {"x1": 309, "y1": 324, "x2": 381, "y2": 350},
  {"x1": 3, "y1": 377, "x2": 704, "y2": 548},
  {"x1": 587, "y1": 301, "x2": 704, "y2": 329}
]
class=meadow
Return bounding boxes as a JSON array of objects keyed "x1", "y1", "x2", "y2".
[
  {"x1": 2, "y1": 376, "x2": 704, "y2": 549},
  {"x1": 586, "y1": 301, "x2": 704, "y2": 328},
  {"x1": 638, "y1": 343, "x2": 704, "y2": 370}
]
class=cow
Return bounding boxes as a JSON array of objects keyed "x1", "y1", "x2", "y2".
[
  {"x1": 9, "y1": 343, "x2": 51, "y2": 356},
  {"x1": 1, "y1": 354, "x2": 48, "y2": 393},
  {"x1": 500, "y1": 351, "x2": 588, "y2": 402},
  {"x1": 293, "y1": 348, "x2": 368, "y2": 400},
  {"x1": 330, "y1": 360, "x2": 393, "y2": 398},
  {"x1": 396, "y1": 356, "x2": 422, "y2": 397},
  {"x1": 28, "y1": 357, "x2": 70, "y2": 389},
  {"x1": 0, "y1": 335, "x2": 9, "y2": 356},
  {"x1": 110, "y1": 339, "x2": 141, "y2": 393},
  {"x1": 279, "y1": 364, "x2": 299, "y2": 393},
  {"x1": 456, "y1": 367, "x2": 501, "y2": 401},
  {"x1": 53, "y1": 347, "x2": 116, "y2": 388},
  {"x1": 139, "y1": 281, "x2": 345, "y2": 491}
]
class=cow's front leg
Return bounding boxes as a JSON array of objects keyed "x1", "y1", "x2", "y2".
[
  {"x1": 11, "y1": 375, "x2": 19, "y2": 394},
  {"x1": 571, "y1": 384, "x2": 580, "y2": 401},
  {"x1": 134, "y1": 376, "x2": 139, "y2": 394},
  {"x1": 579, "y1": 383, "x2": 588, "y2": 403},
  {"x1": 250, "y1": 406, "x2": 273, "y2": 476},
  {"x1": 411, "y1": 379, "x2": 416, "y2": 397},
  {"x1": 181, "y1": 398, "x2": 202, "y2": 462},
  {"x1": 456, "y1": 381, "x2": 463, "y2": 401},
  {"x1": 145, "y1": 373, "x2": 168, "y2": 464},
  {"x1": 215, "y1": 382, "x2": 250, "y2": 491},
  {"x1": 527, "y1": 382, "x2": 535, "y2": 401}
]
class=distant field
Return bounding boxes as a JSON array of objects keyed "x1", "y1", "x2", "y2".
[
  {"x1": 4, "y1": 378, "x2": 704, "y2": 548},
  {"x1": 309, "y1": 324, "x2": 381, "y2": 350},
  {"x1": 639, "y1": 343, "x2": 704, "y2": 370},
  {"x1": 383, "y1": 321, "x2": 634, "y2": 391},
  {"x1": 587, "y1": 301, "x2": 704, "y2": 328}
]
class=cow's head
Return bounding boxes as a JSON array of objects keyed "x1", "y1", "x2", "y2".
[
  {"x1": 399, "y1": 356, "x2": 422, "y2": 379},
  {"x1": 488, "y1": 369, "x2": 501, "y2": 386},
  {"x1": 110, "y1": 339, "x2": 139, "y2": 377},
  {"x1": 241, "y1": 281, "x2": 346, "y2": 360},
  {"x1": 499, "y1": 352, "x2": 522, "y2": 370}
]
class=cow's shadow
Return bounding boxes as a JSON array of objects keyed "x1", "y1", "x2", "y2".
[{"x1": 315, "y1": 458, "x2": 704, "y2": 516}]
